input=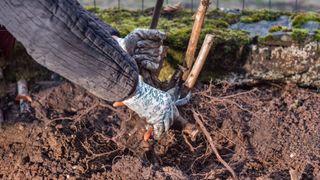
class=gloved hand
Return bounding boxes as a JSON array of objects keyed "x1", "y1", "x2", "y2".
[
  {"x1": 115, "y1": 76, "x2": 179, "y2": 139},
  {"x1": 114, "y1": 29, "x2": 166, "y2": 72}
]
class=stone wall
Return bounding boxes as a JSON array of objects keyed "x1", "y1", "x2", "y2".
[{"x1": 244, "y1": 39, "x2": 320, "y2": 87}]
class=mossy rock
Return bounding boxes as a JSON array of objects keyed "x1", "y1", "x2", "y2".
[
  {"x1": 315, "y1": 30, "x2": 320, "y2": 42},
  {"x1": 268, "y1": 25, "x2": 284, "y2": 33},
  {"x1": 258, "y1": 34, "x2": 274, "y2": 42},
  {"x1": 240, "y1": 9, "x2": 291, "y2": 23},
  {"x1": 206, "y1": 9, "x2": 241, "y2": 24},
  {"x1": 258, "y1": 33, "x2": 294, "y2": 46},
  {"x1": 292, "y1": 28, "x2": 309, "y2": 44},
  {"x1": 291, "y1": 12, "x2": 320, "y2": 28},
  {"x1": 89, "y1": 8, "x2": 254, "y2": 80}
]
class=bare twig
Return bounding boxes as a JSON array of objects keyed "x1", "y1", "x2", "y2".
[
  {"x1": 220, "y1": 88, "x2": 259, "y2": 99},
  {"x1": 185, "y1": 34, "x2": 215, "y2": 88},
  {"x1": 192, "y1": 110, "x2": 238, "y2": 180},
  {"x1": 183, "y1": 133, "x2": 195, "y2": 152},
  {"x1": 73, "y1": 102, "x2": 99, "y2": 124}
]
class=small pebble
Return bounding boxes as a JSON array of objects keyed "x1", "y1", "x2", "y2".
[
  {"x1": 290, "y1": 153, "x2": 296, "y2": 158},
  {"x1": 18, "y1": 124, "x2": 25, "y2": 131}
]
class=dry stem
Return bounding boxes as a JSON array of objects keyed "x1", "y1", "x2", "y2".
[{"x1": 192, "y1": 110, "x2": 238, "y2": 180}]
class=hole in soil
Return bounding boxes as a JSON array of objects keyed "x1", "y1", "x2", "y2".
[
  {"x1": 22, "y1": 156, "x2": 30, "y2": 164},
  {"x1": 63, "y1": 110, "x2": 77, "y2": 116},
  {"x1": 302, "y1": 164, "x2": 314, "y2": 180},
  {"x1": 269, "y1": 170, "x2": 290, "y2": 179}
]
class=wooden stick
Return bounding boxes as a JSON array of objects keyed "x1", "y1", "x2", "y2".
[
  {"x1": 182, "y1": 0, "x2": 210, "y2": 80},
  {"x1": 150, "y1": 0, "x2": 164, "y2": 29},
  {"x1": 185, "y1": 34, "x2": 214, "y2": 89},
  {"x1": 192, "y1": 110, "x2": 238, "y2": 180}
]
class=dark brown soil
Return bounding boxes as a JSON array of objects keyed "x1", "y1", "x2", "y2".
[
  {"x1": 0, "y1": 43, "x2": 319, "y2": 180},
  {"x1": 0, "y1": 79, "x2": 319, "y2": 179}
]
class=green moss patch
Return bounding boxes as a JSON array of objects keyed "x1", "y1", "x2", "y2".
[
  {"x1": 258, "y1": 34, "x2": 274, "y2": 42},
  {"x1": 292, "y1": 28, "x2": 309, "y2": 43},
  {"x1": 240, "y1": 9, "x2": 290, "y2": 23},
  {"x1": 268, "y1": 25, "x2": 284, "y2": 33},
  {"x1": 292, "y1": 12, "x2": 320, "y2": 28},
  {"x1": 88, "y1": 8, "x2": 254, "y2": 80},
  {"x1": 82, "y1": 8, "x2": 320, "y2": 80},
  {"x1": 315, "y1": 30, "x2": 320, "y2": 42}
]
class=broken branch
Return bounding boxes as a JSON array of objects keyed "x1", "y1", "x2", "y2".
[
  {"x1": 185, "y1": 34, "x2": 214, "y2": 89},
  {"x1": 192, "y1": 110, "x2": 238, "y2": 180}
]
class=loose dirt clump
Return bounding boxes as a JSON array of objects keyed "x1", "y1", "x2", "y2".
[{"x1": 0, "y1": 80, "x2": 319, "y2": 179}]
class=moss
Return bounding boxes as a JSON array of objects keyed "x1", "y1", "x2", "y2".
[
  {"x1": 291, "y1": 28, "x2": 309, "y2": 43},
  {"x1": 84, "y1": 5, "x2": 97, "y2": 13},
  {"x1": 206, "y1": 9, "x2": 241, "y2": 24},
  {"x1": 158, "y1": 60, "x2": 175, "y2": 81},
  {"x1": 282, "y1": 27, "x2": 291, "y2": 32},
  {"x1": 211, "y1": 29, "x2": 251, "y2": 45},
  {"x1": 165, "y1": 26, "x2": 192, "y2": 50},
  {"x1": 162, "y1": 9, "x2": 194, "y2": 20},
  {"x1": 166, "y1": 48, "x2": 184, "y2": 67},
  {"x1": 240, "y1": 9, "x2": 290, "y2": 23},
  {"x1": 89, "y1": 8, "x2": 252, "y2": 81},
  {"x1": 314, "y1": 29, "x2": 320, "y2": 42},
  {"x1": 261, "y1": 34, "x2": 274, "y2": 41},
  {"x1": 292, "y1": 12, "x2": 320, "y2": 28},
  {"x1": 268, "y1": 25, "x2": 283, "y2": 33}
]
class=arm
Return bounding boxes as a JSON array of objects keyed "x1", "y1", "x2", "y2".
[
  {"x1": 0, "y1": 0, "x2": 138, "y2": 101},
  {"x1": 0, "y1": 0, "x2": 178, "y2": 139}
]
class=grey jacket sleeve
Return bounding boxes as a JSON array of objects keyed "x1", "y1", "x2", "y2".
[{"x1": 0, "y1": 0, "x2": 139, "y2": 102}]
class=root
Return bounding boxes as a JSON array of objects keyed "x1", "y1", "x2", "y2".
[{"x1": 192, "y1": 110, "x2": 238, "y2": 180}]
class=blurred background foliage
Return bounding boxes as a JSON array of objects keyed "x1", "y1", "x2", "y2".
[{"x1": 79, "y1": 0, "x2": 320, "y2": 12}]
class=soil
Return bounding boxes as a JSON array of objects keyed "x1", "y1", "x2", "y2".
[
  {"x1": 0, "y1": 79, "x2": 319, "y2": 179},
  {"x1": 0, "y1": 44, "x2": 319, "y2": 180}
]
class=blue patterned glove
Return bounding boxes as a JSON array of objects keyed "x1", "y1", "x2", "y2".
[{"x1": 123, "y1": 76, "x2": 179, "y2": 139}]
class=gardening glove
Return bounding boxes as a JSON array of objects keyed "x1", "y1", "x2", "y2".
[
  {"x1": 114, "y1": 76, "x2": 179, "y2": 140},
  {"x1": 115, "y1": 28, "x2": 166, "y2": 72}
]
